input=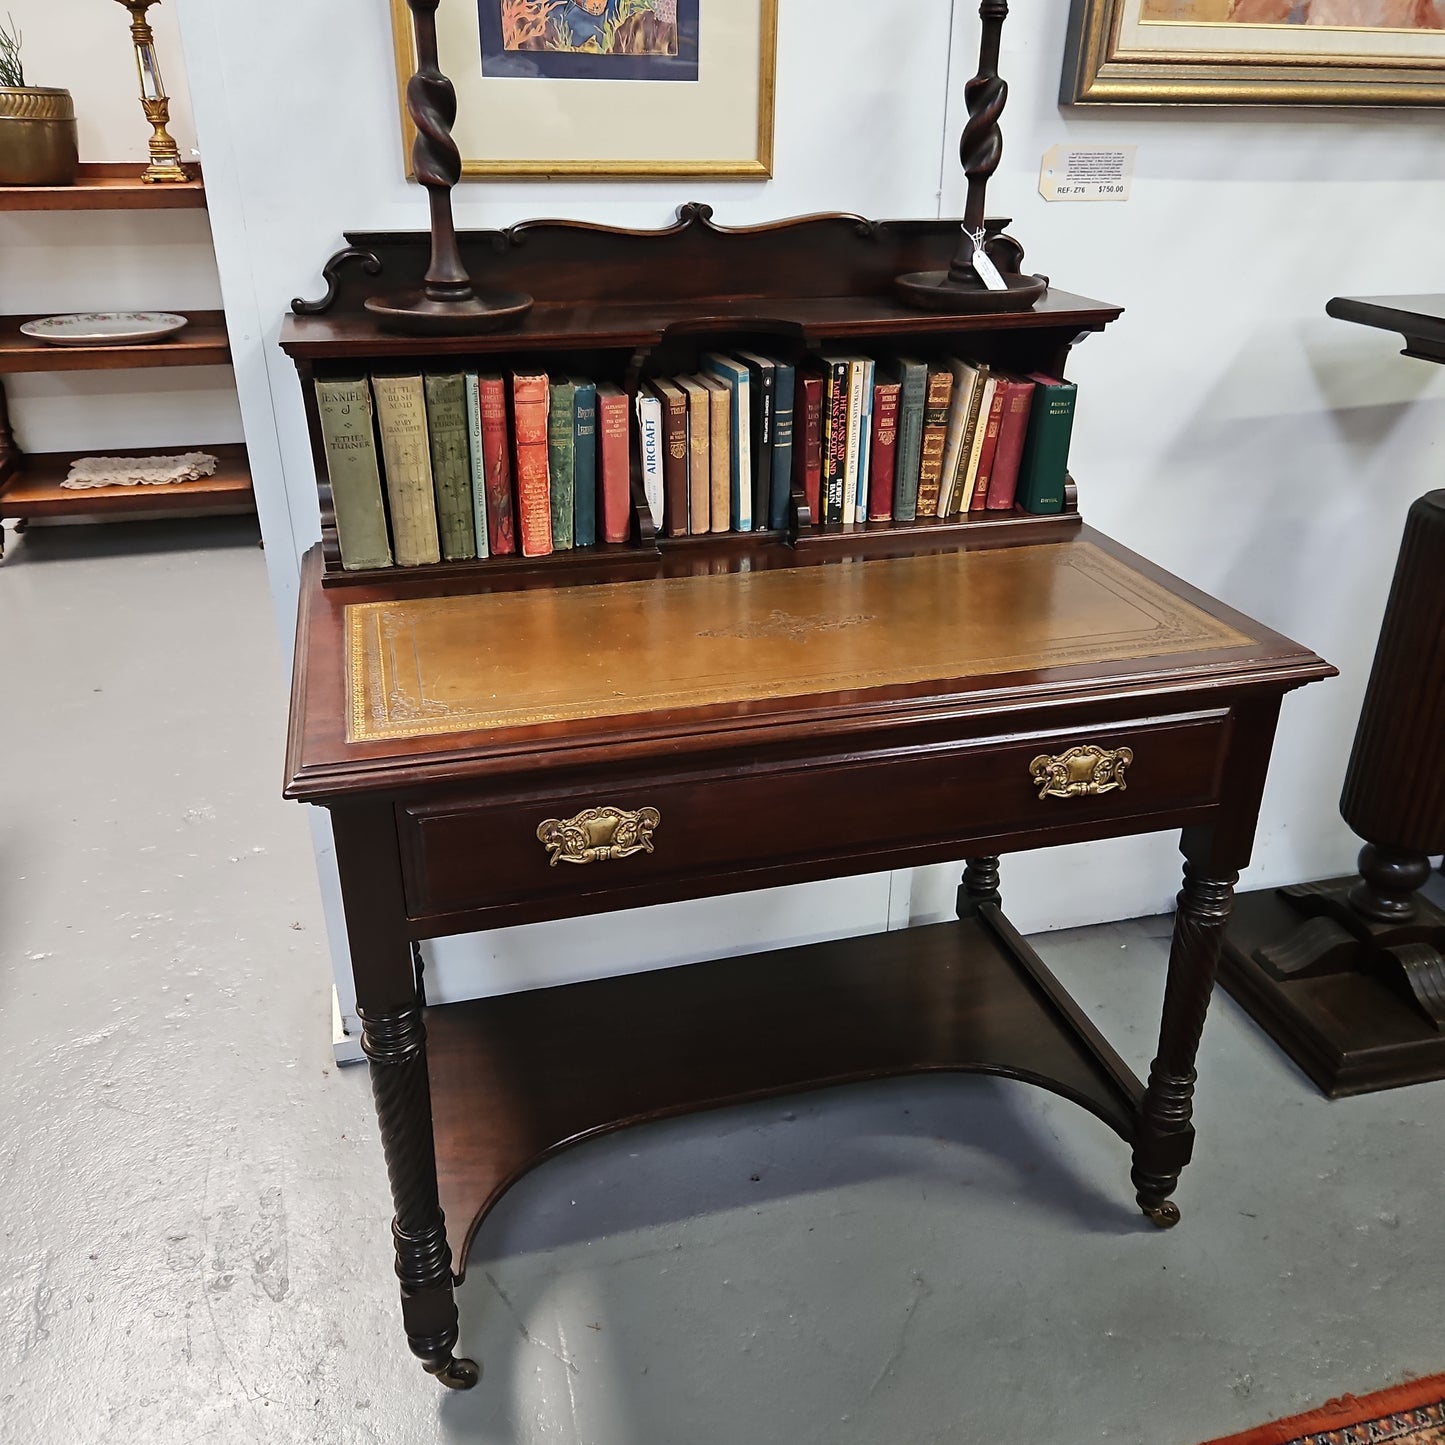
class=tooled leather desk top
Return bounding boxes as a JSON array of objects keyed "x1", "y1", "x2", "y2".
[{"x1": 344, "y1": 541, "x2": 1251, "y2": 744}]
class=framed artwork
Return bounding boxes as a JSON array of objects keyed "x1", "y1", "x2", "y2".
[
  {"x1": 1062, "y1": 0, "x2": 1445, "y2": 104},
  {"x1": 390, "y1": 0, "x2": 778, "y2": 178}
]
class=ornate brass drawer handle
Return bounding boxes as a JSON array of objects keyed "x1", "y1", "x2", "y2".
[
  {"x1": 1030, "y1": 745, "x2": 1133, "y2": 801},
  {"x1": 537, "y1": 805, "x2": 661, "y2": 867}
]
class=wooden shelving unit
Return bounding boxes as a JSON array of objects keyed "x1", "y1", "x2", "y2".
[
  {"x1": 0, "y1": 166, "x2": 254, "y2": 551},
  {"x1": 0, "y1": 162, "x2": 207, "y2": 212}
]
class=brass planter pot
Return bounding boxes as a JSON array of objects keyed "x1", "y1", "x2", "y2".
[{"x1": 0, "y1": 87, "x2": 79, "y2": 185}]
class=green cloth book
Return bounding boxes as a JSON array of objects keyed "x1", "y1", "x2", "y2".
[
  {"x1": 372, "y1": 373, "x2": 440, "y2": 567},
  {"x1": 883, "y1": 357, "x2": 928, "y2": 523},
  {"x1": 424, "y1": 372, "x2": 476, "y2": 561},
  {"x1": 548, "y1": 376, "x2": 577, "y2": 550},
  {"x1": 571, "y1": 376, "x2": 598, "y2": 548},
  {"x1": 1016, "y1": 373, "x2": 1078, "y2": 516},
  {"x1": 313, "y1": 376, "x2": 393, "y2": 571}
]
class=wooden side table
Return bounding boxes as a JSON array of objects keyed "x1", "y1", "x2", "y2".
[
  {"x1": 286, "y1": 530, "x2": 1330, "y2": 1388},
  {"x1": 1220, "y1": 296, "x2": 1445, "y2": 1097}
]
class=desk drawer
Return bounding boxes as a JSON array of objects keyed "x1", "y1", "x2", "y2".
[{"x1": 397, "y1": 711, "x2": 1230, "y2": 921}]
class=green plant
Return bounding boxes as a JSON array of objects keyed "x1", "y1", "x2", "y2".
[
  {"x1": 0, "y1": 14, "x2": 24, "y2": 89},
  {"x1": 500, "y1": 0, "x2": 554, "y2": 50}
]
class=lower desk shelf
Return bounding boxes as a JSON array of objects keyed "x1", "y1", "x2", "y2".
[{"x1": 428, "y1": 909, "x2": 1146, "y2": 1278}]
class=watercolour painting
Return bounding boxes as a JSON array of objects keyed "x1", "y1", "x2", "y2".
[
  {"x1": 480, "y1": 0, "x2": 702, "y2": 81},
  {"x1": 1141, "y1": 0, "x2": 1442, "y2": 20},
  {"x1": 390, "y1": 0, "x2": 774, "y2": 176},
  {"x1": 1063, "y1": 0, "x2": 1445, "y2": 101}
]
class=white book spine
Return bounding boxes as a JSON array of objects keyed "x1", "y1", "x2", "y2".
[
  {"x1": 937, "y1": 361, "x2": 978, "y2": 518},
  {"x1": 960, "y1": 375, "x2": 997, "y2": 513},
  {"x1": 635, "y1": 393, "x2": 665, "y2": 529},
  {"x1": 856, "y1": 358, "x2": 876, "y2": 518},
  {"x1": 464, "y1": 373, "x2": 489, "y2": 558}
]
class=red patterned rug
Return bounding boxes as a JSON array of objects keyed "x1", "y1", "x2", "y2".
[{"x1": 1201, "y1": 1374, "x2": 1445, "y2": 1445}]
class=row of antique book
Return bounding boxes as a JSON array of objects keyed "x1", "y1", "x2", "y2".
[{"x1": 312, "y1": 355, "x2": 1078, "y2": 570}]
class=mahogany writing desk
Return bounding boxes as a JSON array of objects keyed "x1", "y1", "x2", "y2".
[{"x1": 285, "y1": 526, "x2": 1331, "y2": 1389}]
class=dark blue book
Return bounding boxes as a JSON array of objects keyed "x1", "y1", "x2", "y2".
[
  {"x1": 768, "y1": 361, "x2": 796, "y2": 531},
  {"x1": 700, "y1": 353, "x2": 752, "y2": 531},
  {"x1": 571, "y1": 375, "x2": 598, "y2": 547},
  {"x1": 735, "y1": 351, "x2": 776, "y2": 531}
]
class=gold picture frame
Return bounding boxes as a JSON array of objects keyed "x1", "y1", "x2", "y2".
[
  {"x1": 1062, "y1": 0, "x2": 1445, "y2": 105},
  {"x1": 390, "y1": 0, "x2": 778, "y2": 178}
]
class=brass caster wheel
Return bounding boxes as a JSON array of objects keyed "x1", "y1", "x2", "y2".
[
  {"x1": 1142, "y1": 1201, "x2": 1181, "y2": 1230},
  {"x1": 426, "y1": 1355, "x2": 481, "y2": 1391}
]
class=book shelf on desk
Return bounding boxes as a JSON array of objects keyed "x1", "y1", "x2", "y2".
[{"x1": 281, "y1": 208, "x2": 1117, "y2": 591}]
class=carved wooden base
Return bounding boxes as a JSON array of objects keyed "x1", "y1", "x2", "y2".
[
  {"x1": 1220, "y1": 875, "x2": 1445, "y2": 1097},
  {"x1": 363, "y1": 289, "x2": 534, "y2": 337},
  {"x1": 895, "y1": 269, "x2": 1048, "y2": 314}
]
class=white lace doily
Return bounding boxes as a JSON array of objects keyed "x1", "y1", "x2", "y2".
[{"x1": 61, "y1": 452, "x2": 219, "y2": 489}]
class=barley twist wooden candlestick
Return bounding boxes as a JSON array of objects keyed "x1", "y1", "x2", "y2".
[
  {"x1": 365, "y1": 0, "x2": 532, "y2": 336},
  {"x1": 113, "y1": 1, "x2": 189, "y2": 184},
  {"x1": 897, "y1": 0, "x2": 1046, "y2": 313}
]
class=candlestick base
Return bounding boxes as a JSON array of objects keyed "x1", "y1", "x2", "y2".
[
  {"x1": 896, "y1": 219, "x2": 1046, "y2": 313},
  {"x1": 141, "y1": 159, "x2": 191, "y2": 184},
  {"x1": 896, "y1": 269, "x2": 1047, "y2": 314},
  {"x1": 895, "y1": 271, "x2": 1046, "y2": 316},
  {"x1": 363, "y1": 289, "x2": 534, "y2": 336}
]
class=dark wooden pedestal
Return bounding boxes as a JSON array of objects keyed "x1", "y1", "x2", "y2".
[
  {"x1": 1220, "y1": 293, "x2": 1445, "y2": 1097},
  {"x1": 1220, "y1": 881, "x2": 1445, "y2": 1097}
]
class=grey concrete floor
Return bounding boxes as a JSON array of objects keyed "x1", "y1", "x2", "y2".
[{"x1": 2, "y1": 518, "x2": 1443, "y2": 1445}]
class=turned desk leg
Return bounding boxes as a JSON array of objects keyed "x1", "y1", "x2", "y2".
[
  {"x1": 332, "y1": 801, "x2": 479, "y2": 1391},
  {"x1": 359, "y1": 1005, "x2": 479, "y2": 1390},
  {"x1": 958, "y1": 856, "x2": 1002, "y2": 916},
  {"x1": 1132, "y1": 861, "x2": 1238, "y2": 1229}
]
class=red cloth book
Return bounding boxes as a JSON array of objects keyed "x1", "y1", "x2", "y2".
[
  {"x1": 985, "y1": 376, "x2": 1036, "y2": 512},
  {"x1": 794, "y1": 368, "x2": 824, "y2": 524},
  {"x1": 478, "y1": 375, "x2": 517, "y2": 555},
  {"x1": 510, "y1": 371, "x2": 553, "y2": 557},
  {"x1": 868, "y1": 379, "x2": 901, "y2": 521},
  {"x1": 597, "y1": 383, "x2": 631, "y2": 544},
  {"x1": 968, "y1": 378, "x2": 1007, "y2": 511}
]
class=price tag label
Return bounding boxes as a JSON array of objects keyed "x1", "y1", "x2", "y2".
[
  {"x1": 970, "y1": 237, "x2": 1008, "y2": 291},
  {"x1": 1039, "y1": 145, "x2": 1136, "y2": 203}
]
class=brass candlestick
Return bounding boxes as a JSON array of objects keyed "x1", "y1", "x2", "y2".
[
  {"x1": 897, "y1": 0, "x2": 1046, "y2": 313},
  {"x1": 112, "y1": 0, "x2": 190, "y2": 183},
  {"x1": 365, "y1": 0, "x2": 532, "y2": 336}
]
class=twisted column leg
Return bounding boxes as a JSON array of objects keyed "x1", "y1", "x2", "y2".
[
  {"x1": 1132, "y1": 862, "x2": 1238, "y2": 1228},
  {"x1": 360, "y1": 1005, "x2": 479, "y2": 1390},
  {"x1": 957, "y1": 856, "x2": 1002, "y2": 917}
]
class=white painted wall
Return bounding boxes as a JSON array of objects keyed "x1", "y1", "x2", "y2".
[{"x1": 169, "y1": 0, "x2": 1445, "y2": 1025}]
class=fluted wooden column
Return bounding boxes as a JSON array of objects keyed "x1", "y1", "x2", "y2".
[{"x1": 1339, "y1": 490, "x2": 1445, "y2": 921}]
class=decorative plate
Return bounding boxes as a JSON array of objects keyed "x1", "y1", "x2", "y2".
[{"x1": 19, "y1": 312, "x2": 189, "y2": 346}]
